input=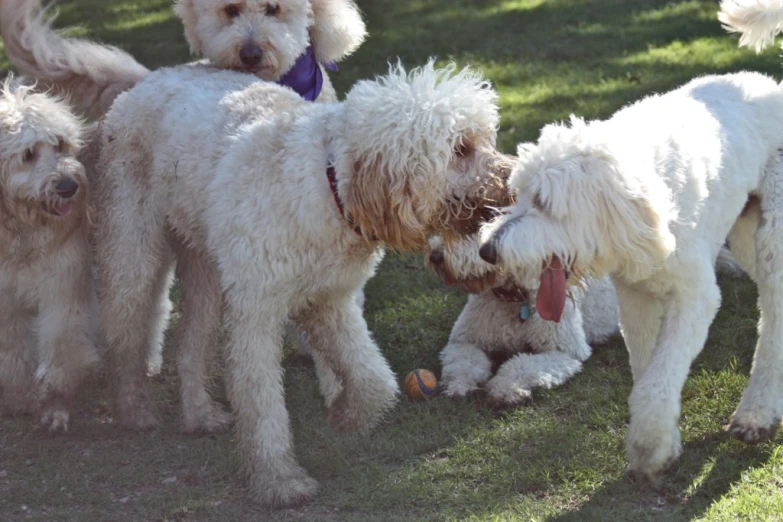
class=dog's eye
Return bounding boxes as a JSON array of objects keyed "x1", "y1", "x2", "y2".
[
  {"x1": 224, "y1": 4, "x2": 241, "y2": 18},
  {"x1": 56, "y1": 137, "x2": 66, "y2": 153},
  {"x1": 265, "y1": 3, "x2": 280, "y2": 15},
  {"x1": 22, "y1": 147, "x2": 36, "y2": 163}
]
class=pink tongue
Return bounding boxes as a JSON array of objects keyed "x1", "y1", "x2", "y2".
[
  {"x1": 53, "y1": 201, "x2": 74, "y2": 217},
  {"x1": 536, "y1": 256, "x2": 566, "y2": 323}
]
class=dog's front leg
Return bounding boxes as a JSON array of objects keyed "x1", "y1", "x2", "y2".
[
  {"x1": 223, "y1": 291, "x2": 318, "y2": 507},
  {"x1": 624, "y1": 269, "x2": 721, "y2": 482},
  {"x1": 486, "y1": 351, "x2": 583, "y2": 405},
  {"x1": 0, "y1": 302, "x2": 38, "y2": 416},
  {"x1": 614, "y1": 281, "x2": 665, "y2": 382},
  {"x1": 484, "y1": 301, "x2": 589, "y2": 405},
  {"x1": 35, "y1": 258, "x2": 100, "y2": 432},
  {"x1": 440, "y1": 341, "x2": 493, "y2": 398},
  {"x1": 297, "y1": 292, "x2": 398, "y2": 433}
]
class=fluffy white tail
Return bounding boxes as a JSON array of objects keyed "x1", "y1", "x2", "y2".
[
  {"x1": 719, "y1": 0, "x2": 783, "y2": 51},
  {"x1": 0, "y1": 0, "x2": 150, "y2": 118}
]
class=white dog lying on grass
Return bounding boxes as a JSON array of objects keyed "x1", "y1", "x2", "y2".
[
  {"x1": 0, "y1": 79, "x2": 99, "y2": 431},
  {"x1": 479, "y1": 71, "x2": 783, "y2": 483},
  {"x1": 427, "y1": 235, "x2": 619, "y2": 405}
]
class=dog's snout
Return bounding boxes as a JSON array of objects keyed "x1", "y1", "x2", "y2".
[
  {"x1": 55, "y1": 178, "x2": 79, "y2": 199},
  {"x1": 239, "y1": 43, "x2": 263, "y2": 67},
  {"x1": 479, "y1": 240, "x2": 499, "y2": 265},
  {"x1": 429, "y1": 248, "x2": 445, "y2": 267}
]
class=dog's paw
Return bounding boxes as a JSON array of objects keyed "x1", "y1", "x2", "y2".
[
  {"x1": 328, "y1": 383, "x2": 398, "y2": 434},
  {"x1": 626, "y1": 424, "x2": 681, "y2": 483},
  {"x1": 440, "y1": 362, "x2": 492, "y2": 398},
  {"x1": 249, "y1": 467, "x2": 318, "y2": 508},
  {"x1": 728, "y1": 407, "x2": 781, "y2": 444},
  {"x1": 442, "y1": 379, "x2": 481, "y2": 398},
  {"x1": 40, "y1": 403, "x2": 70, "y2": 433},
  {"x1": 182, "y1": 403, "x2": 232, "y2": 435},
  {"x1": 485, "y1": 375, "x2": 532, "y2": 406}
]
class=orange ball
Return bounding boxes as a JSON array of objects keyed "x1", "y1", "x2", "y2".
[{"x1": 403, "y1": 369, "x2": 438, "y2": 399}]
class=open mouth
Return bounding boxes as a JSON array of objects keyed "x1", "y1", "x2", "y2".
[{"x1": 46, "y1": 200, "x2": 75, "y2": 217}]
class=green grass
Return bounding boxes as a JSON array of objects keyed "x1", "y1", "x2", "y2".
[{"x1": 2, "y1": 0, "x2": 783, "y2": 520}]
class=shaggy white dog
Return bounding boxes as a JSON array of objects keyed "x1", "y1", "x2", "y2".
[
  {"x1": 0, "y1": 0, "x2": 366, "y2": 116},
  {"x1": 427, "y1": 235, "x2": 619, "y2": 405},
  {"x1": 478, "y1": 72, "x2": 783, "y2": 483},
  {"x1": 87, "y1": 60, "x2": 511, "y2": 506},
  {"x1": 0, "y1": 79, "x2": 99, "y2": 432}
]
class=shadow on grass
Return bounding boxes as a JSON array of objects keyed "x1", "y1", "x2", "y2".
[{"x1": 549, "y1": 437, "x2": 773, "y2": 522}]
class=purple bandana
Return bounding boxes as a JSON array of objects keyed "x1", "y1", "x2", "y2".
[{"x1": 277, "y1": 46, "x2": 338, "y2": 102}]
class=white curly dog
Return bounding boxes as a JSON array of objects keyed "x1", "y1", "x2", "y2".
[
  {"x1": 92, "y1": 60, "x2": 511, "y2": 506},
  {"x1": 0, "y1": 79, "x2": 99, "y2": 432},
  {"x1": 427, "y1": 235, "x2": 619, "y2": 405},
  {"x1": 478, "y1": 70, "x2": 783, "y2": 483},
  {"x1": 0, "y1": 0, "x2": 368, "y2": 424}
]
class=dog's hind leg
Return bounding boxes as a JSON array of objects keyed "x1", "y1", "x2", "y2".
[
  {"x1": 297, "y1": 292, "x2": 399, "y2": 434},
  {"x1": 623, "y1": 262, "x2": 721, "y2": 482},
  {"x1": 729, "y1": 167, "x2": 783, "y2": 443},
  {"x1": 173, "y1": 243, "x2": 232, "y2": 434},
  {"x1": 614, "y1": 282, "x2": 664, "y2": 382},
  {"x1": 96, "y1": 193, "x2": 174, "y2": 430}
]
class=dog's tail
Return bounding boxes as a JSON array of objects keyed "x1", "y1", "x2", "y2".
[
  {"x1": 0, "y1": 0, "x2": 150, "y2": 119},
  {"x1": 719, "y1": 0, "x2": 783, "y2": 51}
]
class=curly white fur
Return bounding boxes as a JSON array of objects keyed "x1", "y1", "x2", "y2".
[
  {"x1": 481, "y1": 71, "x2": 783, "y2": 483},
  {"x1": 92, "y1": 60, "x2": 512, "y2": 506},
  {"x1": 0, "y1": 78, "x2": 99, "y2": 432}
]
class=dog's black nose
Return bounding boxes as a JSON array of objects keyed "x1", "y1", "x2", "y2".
[
  {"x1": 239, "y1": 43, "x2": 263, "y2": 67},
  {"x1": 429, "y1": 249, "x2": 444, "y2": 267},
  {"x1": 479, "y1": 240, "x2": 499, "y2": 265},
  {"x1": 55, "y1": 178, "x2": 79, "y2": 199}
]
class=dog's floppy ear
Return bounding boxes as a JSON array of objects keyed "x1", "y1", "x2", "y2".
[
  {"x1": 593, "y1": 158, "x2": 676, "y2": 280},
  {"x1": 344, "y1": 155, "x2": 434, "y2": 251},
  {"x1": 173, "y1": 0, "x2": 203, "y2": 55},
  {"x1": 309, "y1": 0, "x2": 367, "y2": 64}
]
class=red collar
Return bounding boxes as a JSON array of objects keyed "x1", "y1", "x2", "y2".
[{"x1": 326, "y1": 159, "x2": 367, "y2": 238}]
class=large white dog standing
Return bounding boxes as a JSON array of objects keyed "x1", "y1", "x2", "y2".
[{"x1": 479, "y1": 71, "x2": 783, "y2": 482}]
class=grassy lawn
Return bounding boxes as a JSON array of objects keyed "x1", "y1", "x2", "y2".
[{"x1": 2, "y1": 0, "x2": 783, "y2": 520}]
